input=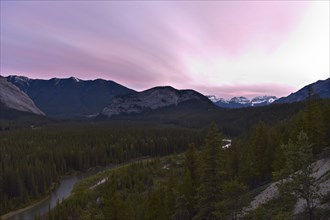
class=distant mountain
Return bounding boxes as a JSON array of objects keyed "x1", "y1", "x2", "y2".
[
  {"x1": 6, "y1": 75, "x2": 136, "y2": 117},
  {"x1": 0, "y1": 77, "x2": 44, "y2": 115},
  {"x1": 206, "y1": 95, "x2": 222, "y2": 103},
  {"x1": 208, "y1": 78, "x2": 329, "y2": 107},
  {"x1": 274, "y1": 78, "x2": 330, "y2": 104},
  {"x1": 208, "y1": 95, "x2": 277, "y2": 108},
  {"x1": 251, "y1": 96, "x2": 277, "y2": 106},
  {"x1": 101, "y1": 86, "x2": 213, "y2": 118}
]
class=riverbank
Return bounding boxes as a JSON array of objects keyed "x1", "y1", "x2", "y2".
[
  {"x1": 1, "y1": 166, "x2": 107, "y2": 219},
  {"x1": 1, "y1": 157, "x2": 151, "y2": 220},
  {"x1": 1, "y1": 196, "x2": 49, "y2": 220},
  {"x1": 1, "y1": 172, "x2": 65, "y2": 220}
]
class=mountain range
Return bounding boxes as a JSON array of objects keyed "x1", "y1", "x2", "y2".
[
  {"x1": 207, "y1": 95, "x2": 277, "y2": 108},
  {"x1": 1, "y1": 75, "x2": 329, "y2": 120},
  {"x1": 6, "y1": 75, "x2": 135, "y2": 118}
]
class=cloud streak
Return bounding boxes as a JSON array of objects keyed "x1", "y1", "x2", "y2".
[{"x1": 1, "y1": 1, "x2": 328, "y2": 98}]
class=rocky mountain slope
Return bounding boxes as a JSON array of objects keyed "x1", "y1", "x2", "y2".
[
  {"x1": 275, "y1": 78, "x2": 330, "y2": 104},
  {"x1": 243, "y1": 157, "x2": 330, "y2": 216},
  {"x1": 0, "y1": 77, "x2": 44, "y2": 115},
  {"x1": 102, "y1": 86, "x2": 212, "y2": 118},
  {"x1": 6, "y1": 75, "x2": 136, "y2": 117}
]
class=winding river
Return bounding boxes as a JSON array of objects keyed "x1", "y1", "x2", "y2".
[
  {"x1": 5, "y1": 176, "x2": 79, "y2": 220},
  {"x1": 2, "y1": 158, "x2": 149, "y2": 220},
  {"x1": 3, "y1": 165, "x2": 116, "y2": 220}
]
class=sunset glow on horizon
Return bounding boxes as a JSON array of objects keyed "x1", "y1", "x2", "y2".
[{"x1": 1, "y1": 1, "x2": 329, "y2": 99}]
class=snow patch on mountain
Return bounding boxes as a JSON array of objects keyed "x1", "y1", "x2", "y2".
[
  {"x1": 251, "y1": 96, "x2": 277, "y2": 106},
  {"x1": 71, "y1": 77, "x2": 80, "y2": 82}
]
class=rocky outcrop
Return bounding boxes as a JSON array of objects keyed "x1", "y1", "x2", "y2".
[
  {"x1": 243, "y1": 157, "x2": 330, "y2": 216},
  {"x1": 0, "y1": 78, "x2": 44, "y2": 115},
  {"x1": 102, "y1": 86, "x2": 210, "y2": 118}
]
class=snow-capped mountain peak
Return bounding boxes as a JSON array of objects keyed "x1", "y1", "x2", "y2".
[
  {"x1": 230, "y1": 96, "x2": 250, "y2": 104},
  {"x1": 251, "y1": 96, "x2": 277, "y2": 105},
  {"x1": 217, "y1": 98, "x2": 229, "y2": 103},
  {"x1": 207, "y1": 96, "x2": 229, "y2": 104},
  {"x1": 206, "y1": 95, "x2": 221, "y2": 103},
  {"x1": 207, "y1": 95, "x2": 277, "y2": 108}
]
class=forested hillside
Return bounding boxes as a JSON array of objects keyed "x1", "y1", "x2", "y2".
[
  {"x1": 0, "y1": 99, "x2": 329, "y2": 219},
  {"x1": 47, "y1": 99, "x2": 330, "y2": 220},
  {"x1": 0, "y1": 123, "x2": 204, "y2": 215}
]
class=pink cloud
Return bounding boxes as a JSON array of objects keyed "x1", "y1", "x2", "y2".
[{"x1": 0, "y1": 1, "x2": 311, "y2": 96}]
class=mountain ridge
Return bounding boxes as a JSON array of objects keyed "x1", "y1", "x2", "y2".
[
  {"x1": 101, "y1": 86, "x2": 213, "y2": 118},
  {"x1": 5, "y1": 75, "x2": 136, "y2": 118},
  {"x1": 274, "y1": 78, "x2": 330, "y2": 104},
  {"x1": 3, "y1": 75, "x2": 329, "y2": 118}
]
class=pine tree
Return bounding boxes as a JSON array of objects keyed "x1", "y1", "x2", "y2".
[
  {"x1": 185, "y1": 143, "x2": 199, "y2": 188},
  {"x1": 276, "y1": 131, "x2": 321, "y2": 220},
  {"x1": 217, "y1": 179, "x2": 248, "y2": 220},
  {"x1": 175, "y1": 144, "x2": 199, "y2": 220},
  {"x1": 165, "y1": 171, "x2": 176, "y2": 219},
  {"x1": 194, "y1": 122, "x2": 223, "y2": 220},
  {"x1": 173, "y1": 195, "x2": 191, "y2": 220},
  {"x1": 103, "y1": 176, "x2": 122, "y2": 220},
  {"x1": 249, "y1": 121, "x2": 273, "y2": 184}
]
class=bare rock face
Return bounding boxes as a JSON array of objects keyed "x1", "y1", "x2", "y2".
[
  {"x1": 0, "y1": 77, "x2": 44, "y2": 115},
  {"x1": 102, "y1": 86, "x2": 208, "y2": 118}
]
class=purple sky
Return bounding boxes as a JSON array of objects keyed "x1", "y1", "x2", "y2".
[{"x1": 1, "y1": 1, "x2": 329, "y2": 98}]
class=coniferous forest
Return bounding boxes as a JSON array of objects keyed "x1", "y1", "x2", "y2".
[
  {"x1": 0, "y1": 122, "x2": 204, "y2": 214},
  {"x1": 0, "y1": 99, "x2": 329, "y2": 219}
]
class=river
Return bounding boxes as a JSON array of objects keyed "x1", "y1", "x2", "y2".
[
  {"x1": 2, "y1": 158, "x2": 149, "y2": 220},
  {"x1": 5, "y1": 175, "x2": 78, "y2": 220},
  {"x1": 3, "y1": 165, "x2": 114, "y2": 220}
]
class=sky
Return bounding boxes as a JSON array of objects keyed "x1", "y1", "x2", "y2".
[{"x1": 0, "y1": 1, "x2": 329, "y2": 99}]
